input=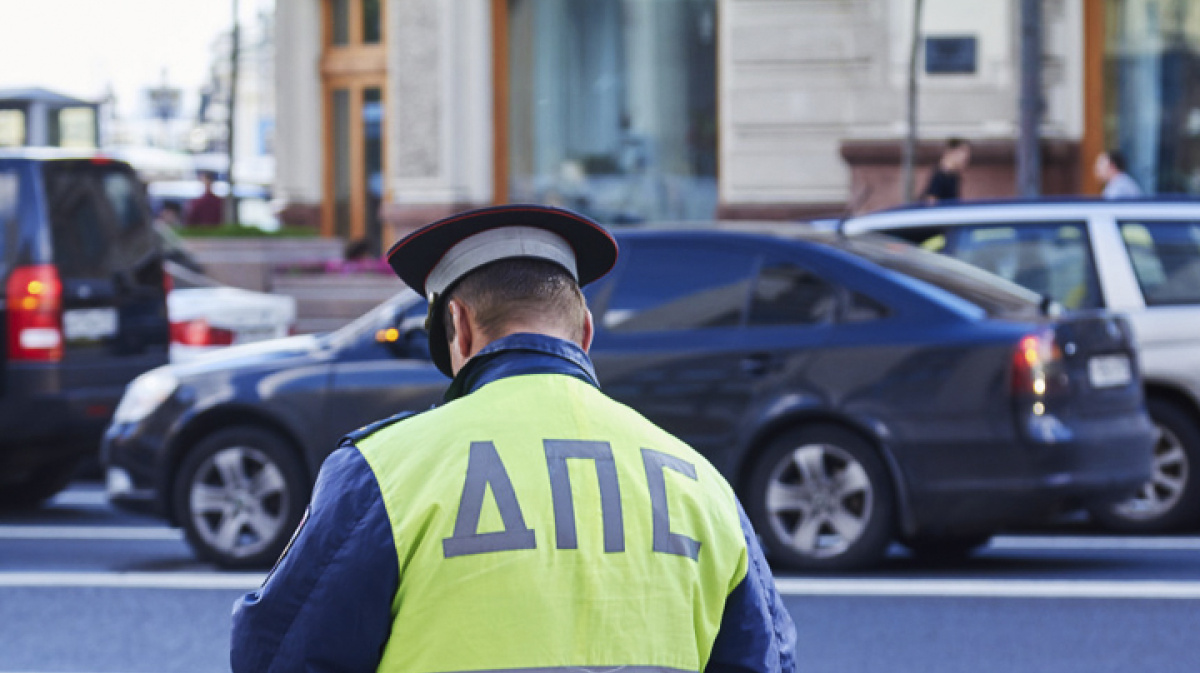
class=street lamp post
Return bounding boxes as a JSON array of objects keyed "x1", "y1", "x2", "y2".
[
  {"x1": 224, "y1": 0, "x2": 240, "y2": 225},
  {"x1": 1017, "y1": 0, "x2": 1043, "y2": 197}
]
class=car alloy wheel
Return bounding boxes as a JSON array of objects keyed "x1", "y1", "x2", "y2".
[
  {"x1": 747, "y1": 425, "x2": 894, "y2": 571},
  {"x1": 1113, "y1": 424, "x2": 1188, "y2": 522},
  {"x1": 174, "y1": 426, "x2": 308, "y2": 569},
  {"x1": 1092, "y1": 398, "x2": 1200, "y2": 533},
  {"x1": 766, "y1": 443, "x2": 873, "y2": 558}
]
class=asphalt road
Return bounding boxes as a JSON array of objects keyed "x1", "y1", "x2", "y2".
[{"x1": 3, "y1": 483, "x2": 1200, "y2": 673}]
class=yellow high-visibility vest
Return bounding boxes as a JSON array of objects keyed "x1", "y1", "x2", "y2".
[{"x1": 357, "y1": 373, "x2": 750, "y2": 673}]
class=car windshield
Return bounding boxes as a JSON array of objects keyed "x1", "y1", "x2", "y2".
[
  {"x1": 321, "y1": 290, "x2": 424, "y2": 349},
  {"x1": 843, "y1": 234, "x2": 1043, "y2": 316}
]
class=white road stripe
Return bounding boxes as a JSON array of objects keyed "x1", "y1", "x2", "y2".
[
  {"x1": 9, "y1": 526, "x2": 1200, "y2": 551},
  {"x1": 2, "y1": 570, "x2": 1199, "y2": 598},
  {"x1": 988, "y1": 535, "x2": 1200, "y2": 551},
  {"x1": 0, "y1": 526, "x2": 182, "y2": 541},
  {"x1": 774, "y1": 577, "x2": 1200, "y2": 599},
  {"x1": 0, "y1": 571, "x2": 265, "y2": 590}
]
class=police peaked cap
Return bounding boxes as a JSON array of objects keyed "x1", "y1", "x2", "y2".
[{"x1": 386, "y1": 204, "x2": 619, "y2": 377}]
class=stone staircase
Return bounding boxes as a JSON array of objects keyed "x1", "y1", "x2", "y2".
[{"x1": 184, "y1": 237, "x2": 404, "y2": 334}]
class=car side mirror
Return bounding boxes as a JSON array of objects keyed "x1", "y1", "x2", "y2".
[{"x1": 375, "y1": 314, "x2": 431, "y2": 361}]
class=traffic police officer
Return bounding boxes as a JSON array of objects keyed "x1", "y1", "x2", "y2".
[{"x1": 231, "y1": 204, "x2": 796, "y2": 673}]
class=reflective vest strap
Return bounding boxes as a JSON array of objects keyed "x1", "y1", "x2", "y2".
[{"x1": 434, "y1": 662, "x2": 696, "y2": 667}]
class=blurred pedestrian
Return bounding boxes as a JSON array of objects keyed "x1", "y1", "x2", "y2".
[
  {"x1": 230, "y1": 204, "x2": 796, "y2": 673},
  {"x1": 154, "y1": 202, "x2": 183, "y2": 228},
  {"x1": 921, "y1": 137, "x2": 972, "y2": 204},
  {"x1": 1094, "y1": 150, "x2": 1143, "y2": 199},
  {"x1": 184, "y1": 172, "x2": 223, "y2": 226}
]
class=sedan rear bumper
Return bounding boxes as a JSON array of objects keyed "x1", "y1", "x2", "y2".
[{"x1": 901, "y1": 411, "x2": 1156, "y2": 535}]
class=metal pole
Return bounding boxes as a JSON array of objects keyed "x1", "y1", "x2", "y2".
[
  {"x1": 224, "y1": 0, "x2": 240, "y2": 224},
  {"x1": 1017, "y1": 0, "x2": 1042, "y2": 197},
  {"x1": 901, "y1": 0, "x2": 925, "y2": 203}
]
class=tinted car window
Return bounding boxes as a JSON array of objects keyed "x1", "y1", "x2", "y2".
[
  {"x1": 1121, "y1": 221, "x2": 1200, "y2": 306},
  {"x1": 603, "y1": 241, "x2": 756, "y2": 332},
  {"x1": 844, "y1": 235, "x2": 1041, "y2": 316},
  {"x1": 42, "y1": 162, "x2": 157, "y2": 282},
  {"x1": 749, "y1": 260, "x2": 836, "y2": 326},
  {"x1": 846, "y1": 291, "x2": 889, "y2": 322},
  {"x1": 0, "y1": 169, "x2": 16, "y2": 263},
  {"x1": 947, "y1": 222, "x2": 1101, "y2": 309}
]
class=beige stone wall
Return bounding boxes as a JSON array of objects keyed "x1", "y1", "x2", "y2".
[
  {"x1": 273, "y1": 0, "x2": 323, "y2": 209},
  {"x1": 719, "y1": 0, "x2": 1084, "y2": 214},
  {"x1": 386, "y1": 0, "x2": 493, "y2": 208}
]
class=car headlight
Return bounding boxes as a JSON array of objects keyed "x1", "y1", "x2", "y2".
[{"x1": 113, "y1": 368, "x2": 179, "y2": 424}]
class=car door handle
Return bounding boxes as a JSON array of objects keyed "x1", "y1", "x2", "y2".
[{"x1": 740, "y1": 353, "x2": 774, "y2": 377}]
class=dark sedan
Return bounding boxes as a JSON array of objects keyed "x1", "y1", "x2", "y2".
[{"x1": 102, "y1": 230, "x2": 1156, "y2": 570}]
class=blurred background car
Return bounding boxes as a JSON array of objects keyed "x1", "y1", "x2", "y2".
[
  {"x1": 165, "y1": 261, "x2": 296, "y2": 363},
  {"x1": 0, "y1": 149, "x2": 170, "y2": 507},
  {"x1": 845, "y1": 199, "x2": 1200, "y2": 533},
  {"x1": 103, "y1": 229, "x2": 1154, "y2": 570}
]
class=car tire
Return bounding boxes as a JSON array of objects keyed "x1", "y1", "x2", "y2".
[
  {"x1": 1092, "y1": 398, "x2": 1200, "y2": 533},
  {"x1": 745, "y1": 424, "x2": 895, "y2": 571},
  {"x1": 903, "y1": 533, "x2": 992, "y2": 562},
  {"x1": 0, "y1": 460, "x2": 79, "y2": 509},
  {"x1": 173, "y1": 425, "x2": 308, "y2": 569}
]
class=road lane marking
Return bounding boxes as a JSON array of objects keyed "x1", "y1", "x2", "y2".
[
  {"x1": 0, "y1": 526, "x2": 182, "y2": 541},
  {"x1": 48, "y1": 489, "x2": 109, "y2": 508},
  {"x1": 3, "y1": 571, "x2": 1200, "y2": 598},
  {"x1": 0, "y1": 571, "x2": 265, "y2": 590},
  {"x1": 988, "y1": 535, "x2": 1200, "y2": 551},
  {"x1": 774, "y1": 578, "x2": 1200, "y2": 599}
]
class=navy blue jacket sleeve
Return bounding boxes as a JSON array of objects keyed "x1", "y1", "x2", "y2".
[
  {"x1": 231, "y1": 445, "x2": 398, "y2": 673},
  {"x1": 706, "y1": 504, "x2": 797, "y2": 673}
]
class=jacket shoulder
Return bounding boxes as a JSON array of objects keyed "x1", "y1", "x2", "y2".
[{"x1": 340, "y1": 407, "x2": 431, "y2": 447}]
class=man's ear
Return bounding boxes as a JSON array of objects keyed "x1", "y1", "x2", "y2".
[
  {"x1": 580, "y1": 308, "x2": 595, "y2": 353},
  {"x1": 448, "y1": 299, "x2": 474, "y2": 373}
]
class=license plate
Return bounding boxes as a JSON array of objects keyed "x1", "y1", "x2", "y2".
[
  {"x1": 1088, "y1": 354, "x2": 1132, "y2": 388},
  {"x1": 63, "y1": 308, "x2": 119, "y2": 341},
  {"x1": 234, "y1": 327, "x2": 278, "y2": 344}
]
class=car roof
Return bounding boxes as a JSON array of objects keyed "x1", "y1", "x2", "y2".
[
  {"x1": 0, "y1": 147, "x2": 131, "y2": 163},
  {"x1": 612, "y1": 224, "x2": 842, "y2": 247},
  {"x1": 842, "y1": 197, "x2": 1200, "y2": 231}
]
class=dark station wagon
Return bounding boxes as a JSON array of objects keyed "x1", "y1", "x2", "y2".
[{"x1": 103, "y1": 229, "x2": 1155, "y2": 570}]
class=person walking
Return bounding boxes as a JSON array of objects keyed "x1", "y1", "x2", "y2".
[
  {"x1": 184, "y1": 171, "x2": 224, "y2": 226},
  {"x1": 1094, "y1": 150, "x2": 1143, "y2": 198},
  {"x1": 230, "y1": 204, "x2": 797, "y2": 673},
  {"x1": 921, "y1": 137, "x2": 972, "y2": 204}
]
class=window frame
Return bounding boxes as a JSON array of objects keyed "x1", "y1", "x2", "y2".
[
  {"x1": 1118, "y1": 219, "x2": 1200, "y2": 307},
  {"x1": 938, "y1": 220, "x2": 1106, "y2": 311}
]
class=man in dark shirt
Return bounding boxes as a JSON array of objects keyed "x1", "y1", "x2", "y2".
[
  {"x1": 184, "y1": 172, "x2": 224, "y2": 226},
  {"x1": 921, "y1": 137, "x2": 971, "y2": 204}
]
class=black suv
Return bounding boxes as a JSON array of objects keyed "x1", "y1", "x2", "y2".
[{"x1": 0, "y1": 150, "x2": 170, "y2": 507}]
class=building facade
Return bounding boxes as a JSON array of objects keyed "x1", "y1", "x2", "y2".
[{"x1": 274, "y1": 0, "x2": 1199, "y2": 249}]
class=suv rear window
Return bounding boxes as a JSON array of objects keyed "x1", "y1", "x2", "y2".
[
  {"x1": 1120, "y1": 221, "x2": 1200, "y2": 306},
  {"x1": 946, "y1": 223, "x2": 1101, "y2": 309},
  {"x1": 42, "y1": 161, "x2": 157, "y2": 281},
  {"x1": 844, "y1": 235, "x2": 1042, "y2": 316}
]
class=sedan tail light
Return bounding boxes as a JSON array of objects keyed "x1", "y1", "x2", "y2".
[
  {"x1": 1011, "y1": 329, "x2": 1066, "y2": 397},
  {"x1": 171, "y1": 319, "x2": 235, "y2": 346},
  {"x1": 7, "y1": 265, "x2": 64, "y2": 362}
]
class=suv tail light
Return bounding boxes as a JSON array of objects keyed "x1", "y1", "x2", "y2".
[
  {"x1": 6, "y1": 265, "x2": 64, "y2": 362},
  {"x1": 171, "y1": 318, "x2": 235, "y2": 346}
]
